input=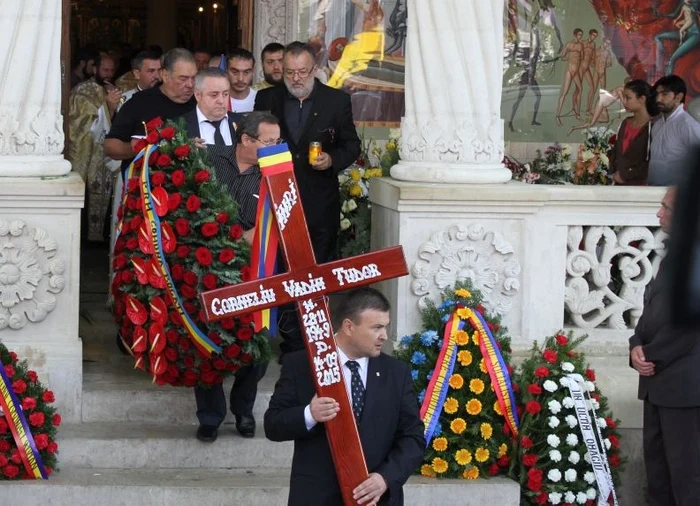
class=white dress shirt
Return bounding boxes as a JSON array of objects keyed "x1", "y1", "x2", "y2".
[
  {"x1": 304, "y1": 346, "x2": 369, "y2": 430},
  {"x1": 196, "y1": 106, "x2": 233, "y2": 146},
  {"x1": 649, "y1": 105, "x2": 700, "y2": 185}
]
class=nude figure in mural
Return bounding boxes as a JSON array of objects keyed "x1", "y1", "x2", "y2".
[
  {"x1": 578, "y1": 29, "x2": 598, "y2": 115},
  {"x1": 654, "y1": 0, "x2": 700, "y2": 75},
  {"x1": 567, "y1": 76, "x2": 629, "y2": 136},
  {"x1": 556, "y1": 28, "x2": 584, "y2": 126}
]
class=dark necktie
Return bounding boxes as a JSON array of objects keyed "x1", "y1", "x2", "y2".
[
  {"x1": 206, "y1": 119, "x2": 225, "y2": 146},
  {"x1": 346, "y1": 360, "x2": 365, "y2": 421}
]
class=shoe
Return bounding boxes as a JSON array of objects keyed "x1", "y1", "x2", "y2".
[
  {"x1": 235, "y1": 415, "x2": 256, "y2": 438},
  {"x1": 196, "y1": 425, "x2": 218, "y2": 443}
]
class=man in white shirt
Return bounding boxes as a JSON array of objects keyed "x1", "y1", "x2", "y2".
[
  {"x1": 649, "y1": 75, "x2": 700, "y2": 186},
  {"x1": 226, "y1": 48, "x2": 257, "y2": 113}
]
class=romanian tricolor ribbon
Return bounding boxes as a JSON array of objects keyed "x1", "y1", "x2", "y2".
[
  {"x1": 0, "y1": 365, "x2": 48, "y2": 479},
  {"x1": 420, "y1": 313, "x2": 464, "y2": 444},
  {"x1": 139, "y1": 144, "x2": 221, "y2": 357}
]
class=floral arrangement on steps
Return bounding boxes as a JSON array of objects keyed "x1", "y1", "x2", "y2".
[
  {"x1": 0, "y1": 342, "x2": 60, "y2": 480},
  {"x1": 510, "y1": 333, "x2": 624, "y2": 506},
  {"x1": 395, "y1": 282, "x2": 518, "y2": 480},
  {"x1": 111, "y1": 117, "x2": 270, "y2": 388},
  {"x1": 337, "y1": 130, "x2": 400, "y2": 258}
]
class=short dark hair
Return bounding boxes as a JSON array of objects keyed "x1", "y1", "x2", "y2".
[
  {"x1": 194, "y1": 48, "x2": 212, "y2": 56},
  {"x1": 284, "y1": 41, "x2": 316, "y2": 60},
  {"x1": 227, "y1": 47, "x2": 255, "y2": 65},
  {"x1": 236, "y1": 111, "x2": 280, "y2": 144},
  {"x1": 72, "y1": 47, "x2": 99, "y2": 68},
  {"x1": 334, "y1": 288, "x2": 391, "y2": 325},
  {"x1": 262, "y1": 42, "x2": 285, "y2": 60},
  {"x1": 654, "y1": 74, "x2": 687, "y2": 103},
  {"x1": 574, "y1": 28, "x2": 583, "y2": 35},
  {"x1": 131, "y1": 50, "x2": 161, "y2": 70},
  {"x1": 589, "y1": 29, "x2": 598, "y2": 35},
  {"x1": 162, "y1": 48, "x2": 196, "y2": 73}
]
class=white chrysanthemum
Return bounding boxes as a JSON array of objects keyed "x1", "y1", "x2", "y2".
[
  {"x1": 559, "y1": 377, "x2": 570, "y2": 387},
  {"x1": 604, "y1": 438, "x2": 612, "y2": 450},
  {"x1": 346, "y1": 199, "x2": 358, "y2": 211},
  {"x1": 565, "y1": 415, "x2": 578, "y2": 428},
  {"x1": 561, "y1": 362, "x2": 575, "y2": 372},
  {"x1": 341, "y1": 201, "x2": 350, "y2": 213},
  {"x1": 543, "y1": 380, "x2": 558, "y2": 392},
  {"x1": 584, "y1": 452, "x2": 591, "y2": 464},
  {"x1": 584, "y1": 471, "x2": 595, "y2": 484},
  {"x1": 597, "y1": 417, "x2": 607, "y2": 429},
  {"x1": 592, "y1": 399, "x2": 600, "y2": 410},
  {"x1": 587, "y1": 488, "x2": 597, "y2": 500},
  {"x1": 548, "y1": 416, "x2": 560, "y2": 428},
  {"x1": 549, "y1": 399, "x2": 562, "y2": 414},
  {"x1": 548, "y1": 469, "x2": 562, "y2": 482},
  {"x1": 562, "y1": 397, "x2": 574, "y2": 409},
  {"x1": 549, "y1": 492, "x2": 562, "y2": 505},
  {"x1": 568, "y1": 451, "x2": 580, "y2": 464},
  {"x1": 564, "y1": 468, "x2": 577, "y2": 482},
  {"x1": 586, "y1": 381, "x2": 596, "y2": 392},
  {"x1": 340, "y1": 218, "x2": 352, "y2": 231},
  {"x1": 576, "y1": 491, "x2": 588, "y2": 504},
  {"x1": 547, "y1": 434, "x2": 561, "y2": 448},
  {"x1": 565, "y1": 491, "x2": 576, "y2": 503},
  {"x1": 566, "y1": 433, "x2": 579, "y2": 446},
  {"x1": 550, "y1": 449, "x2": 562, "y2": 462}
]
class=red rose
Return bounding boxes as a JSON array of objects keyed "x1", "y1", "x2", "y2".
[
  {"x1": 208, "y1": 331, "x2": 222, "y2": 345},
  {"x1": 526, "y1": 479, "x2": 542, "y2": 492},
  {"x1": 177, "y1": 245, "x2": 191, "y2": 258},
  {"x1": 115, "y1": 238, "x2": 126, "y2": 254},
  {"x1": 534, "y1": 492, "x2": 548, "y2": 505},
  {"x1": 156, "y1": 154, "x2": 172, "y2": 167},
  {"x1": 34, "y1": 434, "x2": 49, "y2": 450},
  {"x1": 215, "y1": 212, "x2": 229, "y2": 224},
  {"x1": 160, "y1": 127, "x2": 176, "y2": 141},
  {"x1": 239, "y1": 313, "x2": 254, "y2": 325},
  {"x1": 151, "y1": 171, "x2": 166, "y2": 186},
  {"x1": 585, "y1": 368, "x2": 596, "y2": 381},
  {"x1": 609, "y1": 453, "x2": 620, "y2": 467},
  {"x1": 240, "y1": 265, "x2": 252, "y2": 282},
  {"x1": 201, "y1": 222, "x2": 219, "y2": 238},
  {"x1": 527, "y1": 468, "x2": 543, "y2": 482},
  {"x1": 127, "y1": 177, "x2": 140, "y2": 193},
  {"x1": 175, "y1": 218, "x2": 190, "y2": 237},
  {"x1": 183, "y1": 301, "x2": 196, "y2": 314},
  {"x1": 146, "y1": 131, "x2": 160, "y2": 144},
  {"x1": 497, "y1": 455, "x2": 509, "y2": 468},
  {"x1": 4, "y1": 365, "x2": 14, "y2": 378},
  {"x1": 202, "y1": 273, "x2": 218, "y2": 290},
  {"x1": 542, "y1": 349, "x2": 557, "y2": 363},
  {"x1": 171, "y1": 263, "x2": 184, "y2": 281},
  {"x1": 9, "y1": 352, "x2": 17, "y2": 362},
  {"x1": 168, "y1": 192, "x2": 182, "y2": 211},
  {"x1": 146, "y1": 117, "x2": 164, "y2": 131},
  {"x1": 555, "y1": 334, "x2": 568, "y2": 346},
  {"x1": 237, "y1": 327, "x2": 254, "y2": 341},
  {"x1": 0, "y1": 455, "x2": 7, "y2": 467},
  {"x1": 0, "y1": 440, "x2": 9, "y2": 452},
  {"x1": 183, "y1": 356, "x2": 195, "y2": 368},
  {"x1": 527, "y1": 384, "x2": 542, "y2": 395},
  {"x1": 47, "y1": 441, "x2": 58, "y2": 453},
  {"x1": 181, "y1": 285, "x2": 197, "y2": 299},
  {"x1": 21, "y1": 397, "x2": 36, "y2": 411},
  {"x1": 183, "y1": 271, "x2": 198, "y2": 286},
  {"x1": 174, "y1": 145, "x2": 190, "y2": 159},
  {"x1": 523, "y1": 454, "x2": 538, "y2": 467},
  {"x1": 609, "y1": 434, "x2": 620, "y2": 449},
  {"x1": 42, "y1": 390, "x2": 55, "y2": 403},
  {"x1": 201, "y1": 370, "x2": 219, "y2": 384},
  {"x1": 184, "y1": 370, "x2": 199, "y2": 382},
  {"x1": 241, "y1": 353, "x2": 252, "y2": 364},
  {"x1": 224, "y1": 343, "x2": 242, "y2": 359},
  {"x1": 126, "y1": 237, "x2": 139, "y2": 250},
  {"x1": 165, "y1": 347, "x2": 178, "y2": 362},
  {"x1": 3, "y1": 464, "x2": 19, "y2": 479},
  {"x1": 10, "y1": 450, "x2": 21, "y2": 464},
  {"x1": 229, "y1": 224, "x2": 243, "y2": 240},
  {"x1": 520, "y1": 436, "x2": 533, "y2": 449},
  {"x1": 29, "y1": 412, "x2": 45, "y2": 427},
  {"x1": 221, "y1": 318, "x2": 235, "y2": 330},
  {"x1": 133, "y1": 139, "x2": 147, "y2": 153},
  {"x1": 218, "y1": 249, "x2": 235, "y2": 263},
  {"x1": 11, "y1": 380, "x2": 26, "y2": 395},
  {"x1": 121, "y1": 270, "x2": 134, "y2": 284},
  {"x1": 534, "y1": 366, "x2": 549, "y2": 378},
  {"x1": 195, "y1": 247, "x2": 213, "y2": 266},
  {"x1": 213, "y1": 358, "x2": 228, "y2": 370},
  {"x1": 171, "y1": 169, "x2": 186, "y2": 187},
  {"x1": 113, "y1": 254, "x2": 128, "y2": 270},
  {"x1": 606, "y1": 417, "x2": 617, "y2": 429},
  {"x1": 194, "y1": 170, "x2": 210, "y2": 183},
  {"x1": 525, "y1": 400, "x2": 541, "y2": 415},
  {"x1": 166, "y1": 329, "x2": 179, "y2": 344},
  {"x1": 488, "y1": 463, "x2": 499, "y2": 476},
  {"x1": 186, "y1": 195, "x2": 201, "y2": 213}
]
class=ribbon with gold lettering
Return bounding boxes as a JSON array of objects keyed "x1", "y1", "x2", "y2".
[{"x1": 0, "y1": 365, "x2": 48, "y2": 479}]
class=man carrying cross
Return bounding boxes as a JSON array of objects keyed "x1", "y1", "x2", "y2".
[{"x1": 265, "y1": 287, "x2": 424, "y2": 505}]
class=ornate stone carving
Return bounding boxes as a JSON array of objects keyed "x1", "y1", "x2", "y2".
[
  {"x1": 0, "y1": 220, "x2": 66, "y2": 330},
  {"x1": 253, "y1": 0, "x2": 289, "y2": 79},
  {"x1": 411, "y1": 224, "x2": 521, "y2": 316},
  {"x1": 564, "y1": 226, "x2": 666, "y2": 329}
]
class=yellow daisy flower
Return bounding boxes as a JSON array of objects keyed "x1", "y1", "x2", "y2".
[
  {"x1": 493, "y1": 401, "x2": 503, "y2": 416},
  {"x1": 479, "y1": 358, "x2": 487, "y2": 373},
  {"x1": 449, "y1": 374, "x2": 464, "y2": 390},
  {"x1": 463, "y1": 466, "x2": 480, "y2": 480},
  {"x1": 454, "y1": 330, "x2": 469, "y2": 346},
  {"x1": 349, "y1": 184, "x2": 363, "y2": 197},
  {"x1": 432, "y1": 437, "x2": 448, "y2": 452},
  {"x1": 420, "y1": 464, "x2": 436, "y2": 477},
  {"x1": 349, "y1": 168, "x2": 362, "y2": 181},
  {"x1": 469, "y1": 378, "x2": 485, "y2": 395},
  {"x1": 455, "y1": 449, "x2": 472, "y2": 466},
  {"x1": 475, "y1": 447, "x2": 490, "y2": 463},
  {"x1": 472, "y1": 331, "x2": 481, "y2": 345},
  {"x1": 466, "y1": 399, "x2": 482, "y2": 416},
  {"x1": 458, "y1": 350, "x2": 473, "y2": 367},
  {"x1": 455, "y1": 288, "x2": 472, "y2": 298},
  {"x1": 432, "y1": 457, "x2": 449, "y2": 474},
  {"x1": 480, "y1": 423, "x2": 493, "y2": 440},
  {"x1": 498, "y1": 443, "x2": 508, "y2": 458},
  {"x1": 450, "y1": 418, "x2": 467, "y2": 435},
  {"x1": 444, "y1": 397, "x2": 459, "y2": 415},
  {"x1": 456, "y1": 307, "x2": 472, "y2": 320}
]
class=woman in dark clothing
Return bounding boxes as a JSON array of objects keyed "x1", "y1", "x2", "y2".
[{"x1": 609, "y1": 79, "x2": 658, "y2": 185}]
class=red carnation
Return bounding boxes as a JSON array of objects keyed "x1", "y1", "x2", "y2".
[
  {"x1": 175, "y1": 218, "x2": 190, "y2": 237},
  {"x1": 168, "y1": 193, "x2": 182, "y2": 211},
  {"x1": 133, "y1": 139, "x2": 147, "y2": 153},
  {"x1": 183, "y1": 356, "x2": 195, "y2": 368},
  {"x1": 605, "y1": 417, "x2": 617, "y2": 429},
  {"x1": 121, "y1": 270, "x2": 134, "y2": 284},
  {"x1": 216, "y1": 212, "x2": 229, "y2": 224},
  {"x1": 195, "y1": 247, "x2": 213, "y2": 267},
  {"x1": 202, "y1": 273, "x2": 218, "y2": 290},
  {"x1": 29, "y1": 412, "x2": 45, "y2": 427},
  {"x1": 177, "y1": 245, "x2": 191, "y2": 258},
  {"x1": 166, "y1": 329, "x2": 179, "y2": 344},
  {"x1": 609, "y1": 453, "x2": 620, "y2": 467},
  {"x1": 221, "y1": 318, "x2": 235, "y2": 330},
  {"x1": 146, "y1": 131, "x2": 160, "y2": 144},
  {"x1": 3, "y1": 464, "x2": 19, "y2": 479},
  {"x1": 10, "y1": 450, "x2": 21, "y2": 464},
  {"x1": 224, "y1": 343, "x2": 242, "y2": 358},
  {"x1": 240, "y1": 265, "x2": 252, "y2": 282},
  {"x1": 201, "y1": 222, "x2": 219, "y2": 238},
  {"x1": 127, "y1": 177, "x2": 140, "y2": 193},
  {"x1": 201, "y1": 370, "x2": 219, "y2": 384},
  {"x1": 42, "y1": 390, "x2": 55, "y2": 403},
  {"x1": 186, "y1": 195, "x2": 201, "y2": 213},
  {"x1": 194, "y1": 170, "x2": 210, "y2": 184},
  {"x1": 165, "y1": 347, "x2": 178, "y2": 362},
  {"x1": 9, "y1": 352, "x2": 17, "y2": 362},
  {"x1": 11, "y1": 380, "x2": 26, "y2": 395},
  {"x1": 488, "y1": 463, "x2": 500, "y2": 476},
  {"x1": 241, "y1": 353, "x2": 253, "y2": 364},
  {"x1": 156, "y1": 154, "x2": 172, "y2": 168},
  {"x1": 542, "y1": 349, "x2": 557, "y2": 363},
  {"x1": 126, "y1": 237, "x2": 139, "y2": 250},
  {"x1": 218, "y1": 249, "x2": 235, "y2": 263},
  {"x1": 160, "y1": 127, "x2": 176, "y2": 141},
  {"x1": 585, "y1": 368, "x2": 596, "y2": 381},
  {"x1": 239, "y1": 313, "x2": 254, "y2": 325},
  {"x1": 171, "y1": 169, "x2": 186, "y2": 187},
  {"x1": 183, "y1": 271, "x2": 198, "y2": 286},
  {"x1": 0, "y1": 419, "x2": 7, "y2": 434},
  {"x1": 145, "y1": 117, "x2": 164, "y2": 131},
  {"x1": 237, "y1": 327, "x2": 254, "y2": 341},
  {"x1": 527, "y1": 468, "x2": 543, "y2": 481},
  {"x1": 151, "y1": 171, "x2": 166, "y2": 186},
  {"x1": 527, "y1": 384, "x2": 542, "y2": 395},
  {"x1": 523, "y1": 454, "x2": 538, "y2": 467},
  {"x1": 520, "y1": 436, "x2": 533, "y2": 449},
  {"x1": 213, "y1": 359, "x2": 228, "y2": 370},
  {"x1": 174, "y1": 145, "x2": 190, "y2": 159},
  {"x1": 47, "y1": 441, "x2": 58, "y2": 453},
  {"x1": 113, "y1": 254, "x2": 127, "y2": 270},
  {"x1": 609, "y1": 434, "x2": 620, "y2": 449},
  {"x1": 34, "y1": 433, "x2": 49, "y2": 450},
  {"x1": 0, "y1": 455, "x2": 7, "y2": 467},
  {"x1": 229, "y1": 224, "x2": 243, "y2": 240},
  {"x1": 4, "y1": 365, "x2": 14, "y2": 378},
  {"x1": 21, "y1": 397, "x2": 36, "y2": 410},
  {"x1": 130, "y1": 215, "x2": 143, "y2": 230},
  {"x1": 534, "y1": 366, "x2": 549, "y2": 378},
  {"x1": 525, "y1": 400, "x2": 541, "y2": 415},
  {"x1": 171, "y1": 263, "x2": 184, "y2": 281},
  {"x1": 497, "y1": 456, "x2": 509, "y2": 468},
  {"x1": 526, "y1": 478, "x2": 542, "y2": 492},
  {"x1": 181, "y1": 285, "x2": 197, "y2": 299},
  {"x1": 534, "y1": 492, "x2": 548, "y2": 505},
  {"x1": 0, "y1": 440, "x2": 9, "y2": 452},
  {"x1": 555, "y1": 334, "x2": 568, "y2": 346}
]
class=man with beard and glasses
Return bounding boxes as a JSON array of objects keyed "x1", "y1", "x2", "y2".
[
  {"x1": 649, "y1": 75, "x2": 700, "y2": 186},
  {"x1": 254, "y1": 41, "x2": 360, "y2": 360},
  {"x1": 253, "y1": 42, "x2": 284, "y2": 91}
]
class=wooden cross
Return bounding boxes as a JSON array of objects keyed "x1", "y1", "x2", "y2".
[{"x1": 200, "y1": 145, "x2": 408, "y2": 505}]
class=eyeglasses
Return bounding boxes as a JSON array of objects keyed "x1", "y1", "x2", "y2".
[
  {"x1": 283, "y1": 67, "x2": 313, "y2": 79},
  {"x1": 249, "y1": 136, "x2": 284, "y2": 147}
]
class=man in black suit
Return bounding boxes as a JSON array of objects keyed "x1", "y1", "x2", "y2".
[
  {"x1": 264, "y1": 288, "x2": 425, "y2": 506},
  {"x1": 182, "y1": 70, "x2": 281, "y2": 443},
  {"x1": 629, "y1": 187, "x2": 700, "y2": 505},
  {"x1": 254, "y1": 41, "x2": 361, "y2": 357}
]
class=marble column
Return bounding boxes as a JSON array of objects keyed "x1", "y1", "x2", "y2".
[
  {"x1": 147, "y1": 0, "x2": 177, "y2": 51},
  {"x1": 391, "y1": 0, "x2": 512, "y2": 184}
]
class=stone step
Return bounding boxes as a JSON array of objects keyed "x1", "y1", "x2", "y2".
[
  {"x1": 59, "y1": 422, "x2": 292, "y2": 469},
  {"x1": 2, "y1": 468, "x2": 521, "y2": 506}
]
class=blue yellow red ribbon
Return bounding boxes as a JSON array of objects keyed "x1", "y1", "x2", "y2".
[{"x1": 0, "y1": 364, "x2": 48, "y2": 479}]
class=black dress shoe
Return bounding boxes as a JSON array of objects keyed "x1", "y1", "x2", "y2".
[
  {"x1": 235, "y1": 415, "x2": 256, "y2": 438},
  {"x1": 196, "y1": 425, "x2": 218, "y2": 442}
]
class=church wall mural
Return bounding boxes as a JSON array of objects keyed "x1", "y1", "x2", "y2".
[{"x1": 296, "y1": 0, "x2": 700, "y2": 141}]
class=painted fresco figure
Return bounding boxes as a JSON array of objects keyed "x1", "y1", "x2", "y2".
[
  {"x1": 556, "y1": 28, "x2": 584, "y2": 126},
  {"x1": 579, "y1": 29, "x2": 599, "y2": 115},
  {"x1": 532, "y1": 0, "x2": 564, "y2": 52},
  {"x1": 655, "y1": 0, "x2": 700, "y2": 75},
  {"x1": 508, "y1": 46, "x2": 542, "y2": 132},
  {"x1": 385, "y1": 0, "x2": 407, "y2": 55}
]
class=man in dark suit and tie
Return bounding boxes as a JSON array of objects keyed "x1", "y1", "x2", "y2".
[
  {"x1": 264, "y1": 288, "x2": 425, "y2": 506},
  {"x1": 254, "y1": 41, "x2": 361, "y2": 358},
  {"x1": 629, "y1": 187, "x2": 700, "y2": 505},
  {"x1": 181, "y1": 69, "x2": 282, "y2": 443}
]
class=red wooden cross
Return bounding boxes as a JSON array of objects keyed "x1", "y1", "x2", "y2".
[{"x1": 200, "y1": 147, "x2": 408, "y2": 505}]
